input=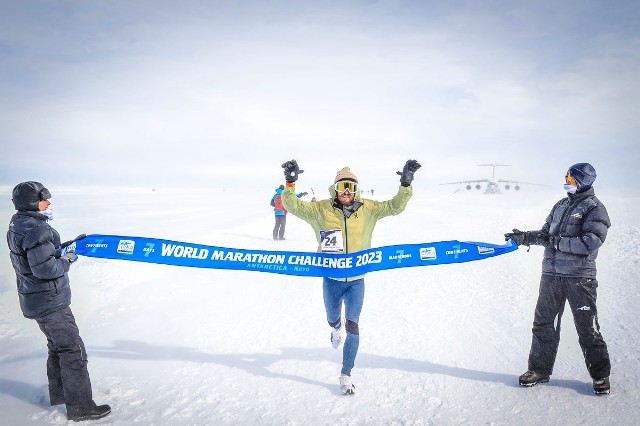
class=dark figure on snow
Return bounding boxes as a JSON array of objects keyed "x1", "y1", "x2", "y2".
[
  {"x1": 505, "y1": 163, "x2": 611, "y2": 395},
  {"x1": 270, "y1": 184, "x2": 306, "y2": 240},
  {"x1": 7, "y1": 181, "x2": 111, "y2": 421},
  {"x1": 280, "y1": 159, "x2": 420, "y2": 394}
]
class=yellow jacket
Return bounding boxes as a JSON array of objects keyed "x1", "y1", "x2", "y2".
[{"x1": 281, "y1": 183, "x2": 413, "y2": 280}]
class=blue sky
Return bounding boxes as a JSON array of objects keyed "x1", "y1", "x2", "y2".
[{"x1": 1, "y1": 0, "x2": 639, "y2": 193}]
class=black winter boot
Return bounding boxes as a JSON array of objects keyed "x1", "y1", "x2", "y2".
[
  {"x1": 518, "y1": 370, "x2": 550, "y2": 387},
  {"x1": 67, "y1": 403, "x2": 111, "y2": 422},
  {"x1": 593, "y1": 377, "x2": 610, "y2": 395}
]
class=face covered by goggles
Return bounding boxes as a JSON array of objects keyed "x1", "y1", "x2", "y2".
[
  {"x1": 334, "y1": 180, "x2": 358, "y2": 195},
  {"x1": 564, "y1": 172, "x2": 578, "y2": 194}
]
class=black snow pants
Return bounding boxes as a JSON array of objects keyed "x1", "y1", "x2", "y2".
[
  {"x1": 35, "y1": 306, "x2": 95, "y2": 410},
  {"x1": 528, "y1": 274, "x2": 611, "y2": 379}
]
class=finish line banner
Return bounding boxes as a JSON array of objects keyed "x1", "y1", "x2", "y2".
[{"x1": 73, "y1": 234, "x2": 517, "y2": 278}]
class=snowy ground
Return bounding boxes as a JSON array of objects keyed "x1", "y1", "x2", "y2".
[{"x1": 1, "y1": 184, "x2": 639, "y2": 425}]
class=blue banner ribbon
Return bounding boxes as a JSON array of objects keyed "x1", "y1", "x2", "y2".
[{"x1": 72, "y1": 234, "x2": 517, "y2": 278}]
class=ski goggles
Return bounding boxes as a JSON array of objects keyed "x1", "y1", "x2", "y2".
[
  {"x1": 334, "y1": 180, "x2": 358, "y2": 194},
  {"x1": 565, "y1": 172, "x2": 577, "y2": 186}
]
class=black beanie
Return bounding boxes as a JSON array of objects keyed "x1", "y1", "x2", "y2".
[
  {"x1": 568, "y1": 163, "x2": 597, "y2": 192},
  {"x1": 12, "y1": 181, "x2": 51, "y2": 211}
]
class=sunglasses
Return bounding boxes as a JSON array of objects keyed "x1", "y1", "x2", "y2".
[{"x1": 334, "y1": 180, "x2": 358, "y2": 194}]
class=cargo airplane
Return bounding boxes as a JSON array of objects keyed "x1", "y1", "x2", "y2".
[{"x1": 440, "y1": 164, "x2": 546, "y2": 194}]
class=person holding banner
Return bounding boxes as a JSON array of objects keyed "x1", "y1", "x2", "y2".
[
  {"x1": 504, "y1": 163, "x2": 611, "y2": 395},
  {"x1": 7, "y1": 181, "x2": 111, "y2": 421},
  {"x1": 280, "y1": 159, "x2": 421, "y2": 394}
]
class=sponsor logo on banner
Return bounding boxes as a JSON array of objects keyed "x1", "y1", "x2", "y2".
[
  {"x1": 86, "y1": 243, "x2": 108, "y2": 248},
  {"x1": 477, "y1": 246, "x2": 495, "y2": 255},
  {"x1": 389, "y1": 250, "x2": 411, "y2": 263},
  {"x1": 117, "y1": 240, "x2": 135, "y2": 255},
  {"x1": 143, "y1": 243, "x2": 155, "y2": 257},
  {"x1": 420, "y1": 247, "x2": 437, "y2": 261},
  {"x1": 446, "y1": 248, "x2": 468, "y2": 256}
]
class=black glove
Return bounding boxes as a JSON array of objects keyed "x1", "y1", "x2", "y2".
[
  {"x1": 396, "y1": 159, "x2": 422, "y2": 187},
  {"x1": 61, "y1": 251, "x2": 78, "y2": 263},
  {"x1": 61, "y1": 233, "x2": 87, "y2": 248},
  {"x1": 299, "y1": 192, "x2": 308, "y2": 197},
  {"x1": 504, "y1": 228, "x2": 527, "y2": 246},
  {"x1": 282, "y1": 160, "x2": 304, "y2": 183}
]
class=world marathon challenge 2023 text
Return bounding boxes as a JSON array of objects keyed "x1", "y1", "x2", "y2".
[{"x1": 160, "y1": 242, "x2": 382, "y2": 273}]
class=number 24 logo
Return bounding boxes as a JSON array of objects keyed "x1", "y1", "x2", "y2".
[{"x1": 323, "y1": 235, "x2": 338, "y2": 247}]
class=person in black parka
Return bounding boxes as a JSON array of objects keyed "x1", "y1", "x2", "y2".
[
  {"x1": 6, "y1": 181, "x2": 111, "y2": 421},
  {"x1": 505, "y1": 163, "x2": 612, "y2": 395}
]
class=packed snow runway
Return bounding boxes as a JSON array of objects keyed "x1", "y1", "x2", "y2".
[{"x1": 1, "y1": 185, "x2": 638, "y2": 425}]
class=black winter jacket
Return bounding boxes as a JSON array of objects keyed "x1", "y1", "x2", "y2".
[
  {"x1": 528, "y1": 188, "x2": 610, "y2": 278},
  {"x1": 7, "y1": 211, "x2": 72, "y2": 319}
]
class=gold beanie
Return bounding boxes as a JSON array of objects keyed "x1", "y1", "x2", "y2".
[{"x1": 334, "y1": 167, "x2": 358, "y2": 183}]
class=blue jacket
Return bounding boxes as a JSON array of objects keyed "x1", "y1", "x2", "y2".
[{"x1": 7, "y1": 211, "x2": 72, "y2": 319}]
